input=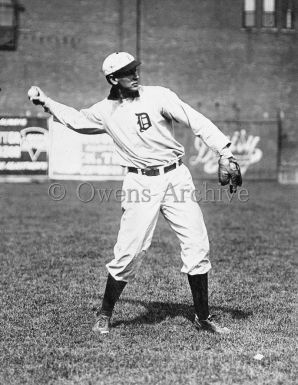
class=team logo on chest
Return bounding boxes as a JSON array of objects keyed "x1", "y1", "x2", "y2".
[{"x1": 135, "y1": 113, "x2": 152, "y2": 132}]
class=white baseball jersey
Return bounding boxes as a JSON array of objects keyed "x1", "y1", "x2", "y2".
[{"x1": 45, "y1": 86, "x2": 231, "y2": 168}]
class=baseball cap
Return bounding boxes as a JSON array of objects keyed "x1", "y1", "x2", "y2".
[{"x1": 102, "y1": 52, "x2": 141, "y2": 77}]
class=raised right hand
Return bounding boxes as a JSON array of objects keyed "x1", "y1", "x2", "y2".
[{"x1": 27, "y1": 86, "x2": 47, "y2": 106}]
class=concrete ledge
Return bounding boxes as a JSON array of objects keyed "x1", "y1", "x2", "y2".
[{"x1": 0, "y1": 176, "x2": 48, "y2": 183}]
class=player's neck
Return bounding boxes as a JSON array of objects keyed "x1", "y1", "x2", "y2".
[{"x1": 108, "y1": 85, "x2": 140, "y2": 101}]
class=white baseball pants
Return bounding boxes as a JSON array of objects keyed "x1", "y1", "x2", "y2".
[{"x1": 106, "y1": 163, "x2": 211, "y2": 281}]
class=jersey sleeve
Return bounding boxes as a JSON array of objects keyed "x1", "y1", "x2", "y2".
[
  {"x1": 44, "y1": 98, "x2": 106, "y2": 135},
  {"x1": 160, "y1": 88, "x2": 231, "y2": 155}
]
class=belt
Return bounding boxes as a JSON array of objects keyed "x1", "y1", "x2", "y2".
[{"x1": 128, "y1": 159, "x2": 183, "y2": 176}]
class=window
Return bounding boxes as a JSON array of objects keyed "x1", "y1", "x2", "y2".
[
  {"x1": 281, "y1": 0, "x2": 295, "y2": 29},
  {"x1": 0, "y1": 0, "x2": 23, "y2": 50},
  {"x1": 243, "y1": 0, "x2": 295, "y2": 31},
  {"x1": 262, "y1": 0, "x2": 276, "y2": 28},
  {"x1": 0, "y1": 0, "x2": 15, "y2": 26},
  {"x1": 243, "y1": 0, "x2": 256, "y2": 27}
]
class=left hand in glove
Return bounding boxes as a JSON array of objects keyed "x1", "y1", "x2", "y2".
[{"x1": 218, "y1": 157, "x2": 242, "y2": 193}]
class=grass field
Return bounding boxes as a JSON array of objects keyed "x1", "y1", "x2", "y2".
[{"x1": 1, "y1": 180, "x2": 297, "y2": 385}]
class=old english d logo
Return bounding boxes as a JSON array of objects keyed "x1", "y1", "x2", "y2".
[{"x1": 135, "y1": 113, "x2": 152, "y2": 132}]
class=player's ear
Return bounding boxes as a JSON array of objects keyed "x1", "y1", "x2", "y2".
[{"x1": 106, "y1": 75, "x2": 118, "y2": 86}]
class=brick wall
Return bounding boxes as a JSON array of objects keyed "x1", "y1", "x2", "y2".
[{"x1": 0, "y1": 0, "x2": 297, "y2": 165}]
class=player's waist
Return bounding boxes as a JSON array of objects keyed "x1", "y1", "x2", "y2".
[{"x1": 127, "y1": 158, "x2": 183, "y2": 176}]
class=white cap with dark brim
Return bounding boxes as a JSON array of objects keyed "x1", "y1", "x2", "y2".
[{"x1": 102, "y1": 52, "x2": 141, "y2": 77}]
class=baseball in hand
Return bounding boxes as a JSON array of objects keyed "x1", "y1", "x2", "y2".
[{"x1": 28, "y1": 87, "x2": 39, "y2": 99}]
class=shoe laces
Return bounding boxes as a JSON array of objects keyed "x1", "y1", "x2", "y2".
[{"x1": 195, "y1": 314, "x2": 217, "y2": 323}]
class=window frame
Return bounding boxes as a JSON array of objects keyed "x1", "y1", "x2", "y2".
[
  {"x1": 242, "y1": 0, "x2": 296, "y2": 32},
  {"x1": 243, "y1": 0, "x2": 257, "y2": 28},
  {"x1": 0, "y1": 0, "x2": 23, "y2": 50},
  {"x1": 261, "y1": 0, "x2": 277, "y2": 28},
  {"x1": 282, "y1": 0, "x2": 295, "y2": 30}
]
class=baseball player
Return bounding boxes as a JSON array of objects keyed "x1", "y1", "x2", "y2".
[{"x1": 28, "y1": 52, "x2": 242, "y2": 335}]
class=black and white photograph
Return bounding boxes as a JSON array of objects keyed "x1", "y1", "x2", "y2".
[{"x1": 0, "y1": 1, "x2": 297, "y2": 384}]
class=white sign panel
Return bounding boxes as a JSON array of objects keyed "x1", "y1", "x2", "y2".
[{"x1": 49, "y1": 119, "x2": 125, "y2": 180}]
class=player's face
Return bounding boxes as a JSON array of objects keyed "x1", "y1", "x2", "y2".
[{"x1": 115, "y1": 68, "x2": 139, "y2": 91}]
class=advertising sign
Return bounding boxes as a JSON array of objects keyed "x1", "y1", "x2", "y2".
[
  {"x1": 175, "y1": 120, "x2": 279, "y2": 180},
  {"x1": 49, "y1": 119, "x2": 278, "y2": 181},
  {"x1": 49, "y1": 120, "x2": 126, "y2": 180},
  {"x1": 0, "y1": 116, "x2": 48, "y2": 176}
]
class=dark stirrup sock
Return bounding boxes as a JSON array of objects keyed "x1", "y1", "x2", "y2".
[
  {"x1": 99, "y1": 274, "x2": 127, "y2": 317},
  {"x1": 187, "y1": 273, "x2": 210, "y2": 321}
]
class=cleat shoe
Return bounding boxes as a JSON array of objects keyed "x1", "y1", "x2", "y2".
[
  {"x1": 194, "y1": 314, "x2": 231, "y2": 334},
  {"x1": 92, "y1": 314, "x2": 111, "y2": 334}
]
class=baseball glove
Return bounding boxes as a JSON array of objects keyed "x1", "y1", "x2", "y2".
[{"x1": 218, "y1": 157, "x2": 242, "y2": 193}]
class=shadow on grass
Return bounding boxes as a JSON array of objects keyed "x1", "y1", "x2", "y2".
[{"x1": 107, "y1": 298, "x2": 252, "y2": 327}]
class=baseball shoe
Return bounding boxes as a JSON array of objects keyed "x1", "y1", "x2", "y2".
[
  {"x1": 92, "y1": 314, "x2": 111, "y2": 334},
  {"x1": 194, "y1": 314, "x2": 231, "y2": 334}
]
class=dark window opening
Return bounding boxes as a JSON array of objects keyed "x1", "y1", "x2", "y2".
[
  {"x1": 281, "y1": 0, "x2": 295, "y2": 29},
  {"x1": 0, "y1": 0, "x2": 24, "y2": 50}
]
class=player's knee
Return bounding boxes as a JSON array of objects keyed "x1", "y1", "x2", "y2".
[
  {"x1": 181, "y1": 241, "x2": 209, "y2": 256},
  {"x1": 107, "y1": 250, "x2": 146, "y2": 281}
]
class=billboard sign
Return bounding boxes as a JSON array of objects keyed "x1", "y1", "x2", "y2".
[
  {"x1": 0, "y1": 117, "x2": 48, "y2": 175},
  {"x1": 175, "y1": 120, "x2": 279, "y2": 180},
  {"x1": 49, "y1": 119, "x2": 126, "y2": 180}
]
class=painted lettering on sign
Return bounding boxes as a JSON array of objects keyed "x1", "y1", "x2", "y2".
[
  {"x1": 20, "y1": 127, "x2": 48, "y2": 162},
  {"x1": 189, "y1": 129, "x2": 263, "y2": 174},
  {"x1": 0, "y1": 117, "x2": 49, "y2": 175}
]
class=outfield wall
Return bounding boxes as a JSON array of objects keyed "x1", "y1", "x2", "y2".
[{"x1": 0, "y1": 115, "x2": 279, "y2": 182}]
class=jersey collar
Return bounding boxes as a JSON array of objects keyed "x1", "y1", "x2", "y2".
[{"x1": 107, "y1": 86, "x2": 140, "y2": 100}]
